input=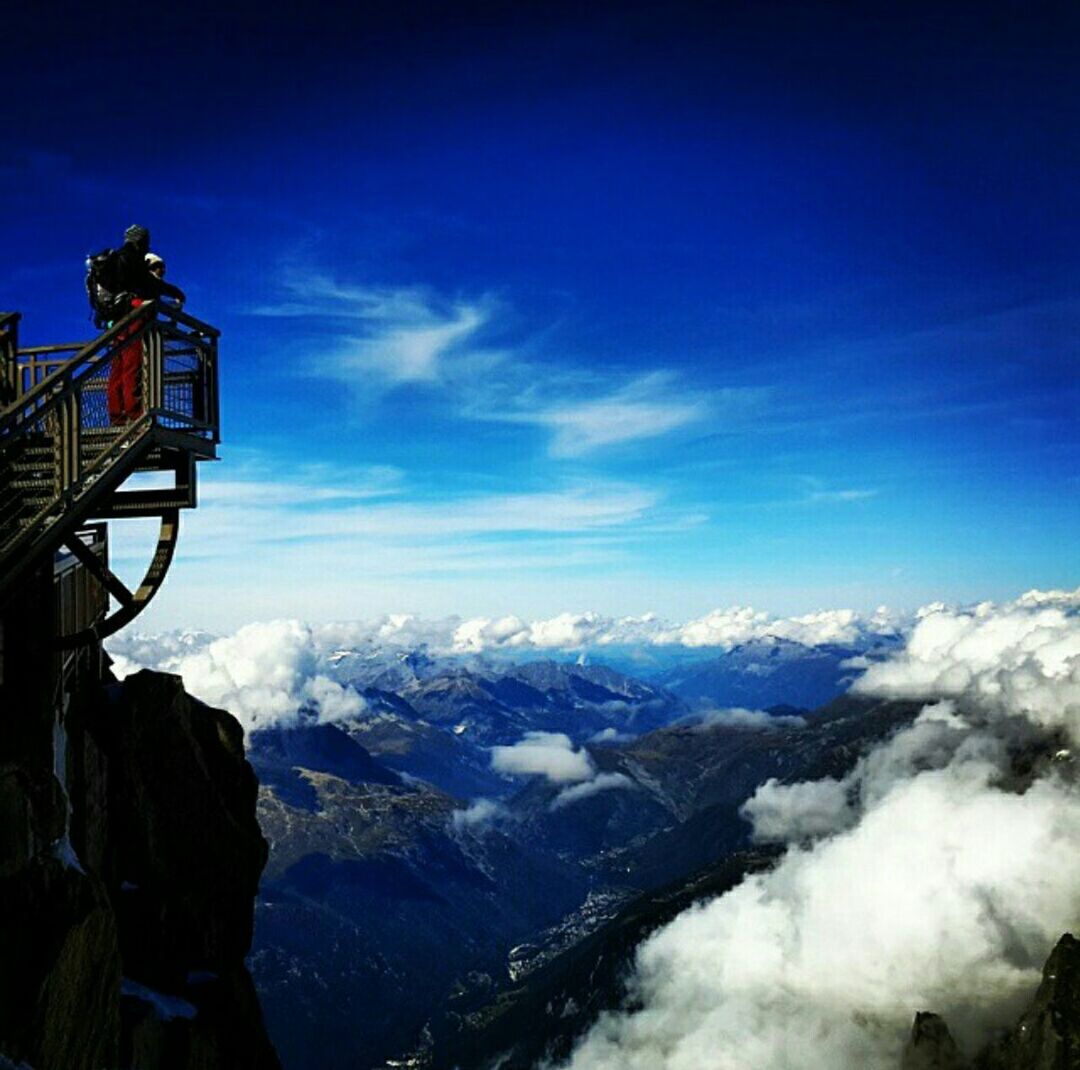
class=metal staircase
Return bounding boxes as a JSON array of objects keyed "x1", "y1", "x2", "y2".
[{"x1": 0, "y1": 303, "x2": 219, "y2": 646}]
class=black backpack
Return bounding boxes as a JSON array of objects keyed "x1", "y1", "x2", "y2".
[{"x1": 85, "y1": 248, "x2": 129, "y2": 328}]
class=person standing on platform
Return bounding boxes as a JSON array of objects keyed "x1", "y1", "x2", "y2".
[{"x1": 106, "y1": 225, "x2": 186, "y2": 425}]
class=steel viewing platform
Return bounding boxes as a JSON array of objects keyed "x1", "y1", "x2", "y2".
[{"x1": 0, "y1": 303, "x2": 219, "y2": 647}]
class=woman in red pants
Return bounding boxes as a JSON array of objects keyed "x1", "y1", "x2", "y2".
[
  {"x1": 104, "y1": 226, "x2": 185, "y2": 425},
  {"x1": 107, "y1": 297, "x2": 146, "y2": 425}
]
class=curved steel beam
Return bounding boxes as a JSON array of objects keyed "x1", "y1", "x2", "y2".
[{"x1": 52, "y1": 508, "x2": 180, "y2": 650}]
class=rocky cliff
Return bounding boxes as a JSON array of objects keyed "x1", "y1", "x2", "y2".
[
  {"x1": 0, "y1": 660, "x2": 280, "y2": 1070},
  {"x1": 903, "y1": 933, "x2": 1080, "y2": 1070}
]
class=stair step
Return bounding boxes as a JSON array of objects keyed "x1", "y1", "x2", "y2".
[
  {"x1": 5, "y1": 442, "x2": 158, "y2": 467},
  {"x1": 9, "y1": 484, "x2": 53, "y2": 496}
]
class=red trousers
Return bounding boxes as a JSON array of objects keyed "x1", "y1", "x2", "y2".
[{"x1": 107, "y1": 298, "x2": 145, "y2": 425}]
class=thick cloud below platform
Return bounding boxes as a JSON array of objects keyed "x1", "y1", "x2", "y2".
[
  {"x1": 554, "y1": 588, "x2": 1080, "y2": 1070},
  {"x1": 491, "y1": 732, "x2": 595, "y2": 784},
  {"x1": 108, "y1": 620, "x2": 363, "y2": 734},
  {"x1": 106, "y1": 602, "x2": 901, "y2": 734},
  {"x1": 112, "y1": 601, "x2": 900, "y2": 662},
  {"x1": 489, "y1": 732, "x2": 633, "y2": 808},
  {"x1": 450, "y1": 605, "x2": 900, "y2": 651},
  {"x1": 852, "y1": 595, "x2": 1080, "y2": 734}
]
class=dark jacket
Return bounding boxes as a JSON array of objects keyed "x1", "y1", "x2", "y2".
[{"x1": 115, "y1": 241, "x2": 185, "y2": 303}]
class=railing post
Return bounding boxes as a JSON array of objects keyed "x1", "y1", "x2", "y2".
[
  {"x1": 208, "y1": 332, "x2": 219, "y2": 441},
  {"x1": 0, "y1": 313, "x2": 20, "y2": 407},
  {"x1": 66, "y1": 392, "x2": 81, "y2": 492},
  {"x1": 140, "y1": 320, "x2": 150, "y2": 418},
  {"x1": 144, "y1": 318, "x2": 164, "y2": 414}
]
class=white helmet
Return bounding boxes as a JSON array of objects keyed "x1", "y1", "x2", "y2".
[{"x1": 145, "y1": 252, "x2": 165, "y2": 272}]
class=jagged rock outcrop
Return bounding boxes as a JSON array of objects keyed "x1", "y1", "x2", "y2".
[
  {"x1": 976, "y1": 933, "x2": 1080, "y2": 1070},
  {"x1": 0, "y1": 661, "x2": 280, "y2": 1070},
  {"x1": 901, "y1": 933, "x2": 1080, "y2": 1070},
  {"x1": 902, "y1": 1012, "x2": 966, "y2": 1070}
]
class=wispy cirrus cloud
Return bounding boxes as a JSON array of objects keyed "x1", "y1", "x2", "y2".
[
  {"x1": 710, "y1": 477, "x2": 882, "y2": 514},
  {"x1": 253, "y1": 271, "x2": 490, "y2": 384},
  {"x1": 108, "y1": 472, "x2": 665, "y2": 628},
  {"x1": 797, "y1": 476, "x2": 879, "y2": 505},
  {"x1": 336, "y1": 308, "x2": 483, "y2": 383},
  {"x1": 252, "y1": 270, "x2": 736, "y2": 456},
  {"x1": 111, "y1": 460, "x2": 667, "y2": 577},
  {"x1": 252, "y1": 273, "x2": 446, "y2": 323},
  {"x1": 805, "y1": 487, "x2": 878, "y2": 504},
  {"x1": 493, "y1": 372, "x2": 711, "y2": 458},
  {"x1": 193, "y1": 464, "x2": 405, "y2": 507},
  {"x1": 189, "y1": 481, "x2": 659, "y2": 544}
]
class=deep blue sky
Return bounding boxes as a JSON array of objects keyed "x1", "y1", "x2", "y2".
[{"x1": 6, "y1": 2, "x2": 1078, "y2": 628}]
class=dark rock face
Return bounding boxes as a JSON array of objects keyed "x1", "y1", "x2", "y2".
[
  {"x1": 975, "y1": 933, "x2": 1080, "y2": 1070},
  {"x1": 0, "y1": 848, "x2": 120, "y2": 1070},
  {"x1": 903, "y1": 1012, "x2": 967, "y2": 1070},
  {"x1": 0, "y1": 662, "x2": 280, "y2": 1070},
  {"x1": 900, "y1": 933, "x2": 1080, "y2": 1070}
]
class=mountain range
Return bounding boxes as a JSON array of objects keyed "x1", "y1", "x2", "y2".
[{"x1": 243, "y1": 642, "x2": 919, "y2": 1069}]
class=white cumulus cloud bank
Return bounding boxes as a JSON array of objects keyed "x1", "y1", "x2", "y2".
[
  {"x1": 108, "y1": 620, "x2": 363, "y2": 735},
  {"x1": 112, "y1": 602, "x2": 900, "y2": 684},
  {"x1": 554, "y1": 588, "x2": 1080, "y2": 1070},
  {"x1": 451, "y1": 604, "x2": 901, "y2": 653},
  {"x1": 490, "y1": 732, "x2": 594, "y2": 783},
  {"x1": 674, "y1": 606, "x2": 871, "y2": 648},
  {"x1": 490, "y1": 733, "x2": 635, "y2": 810},
  {"x1": 851, "y1": 596, "x2": 1080, "y2": 731}
]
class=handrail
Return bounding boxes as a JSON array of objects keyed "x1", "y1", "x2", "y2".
[
  {"x1": 0, "y1": 304, "x2": 220, "y2": 595},
  {"x1": 164, "y1": 303, "x2": 221, "y2": 338},
  {"x1": 19, "y1": 342, "x2": 97, "y2": 354},
  {"x1": 1, "y1": 302, "x2": 154, "y2": 428},
  {"x1": 2, "y1": 303, "x2": 219, "y2": 440}
]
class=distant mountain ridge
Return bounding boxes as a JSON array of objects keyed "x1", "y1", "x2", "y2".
[
  {"x1": 331, "y1": 657, "x2": 688, "y2": 754},
  {"x1": 656, "y1": 635, "x2": 901, "y2": 710},
  {"x1": 247, "y1": 722, "x2": 402, "y2": 808},
  {"x1": 323, "y1": 635, "x2": 899, "y2": 724}
]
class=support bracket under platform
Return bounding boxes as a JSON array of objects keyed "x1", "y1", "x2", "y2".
[{"x1": 51, "y1": 508, "x2": 180, "y2": 650}]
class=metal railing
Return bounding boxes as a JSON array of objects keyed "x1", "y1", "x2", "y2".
[
  {"x1": 0, "y1": 312, "x2": 19, "y2": 408},
  {"x1": 0, "y1": 303, "x2": 219, "y2": 589},
  {"x1": 7, "y1": 303, "x2": 219, "y2": 435}
]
